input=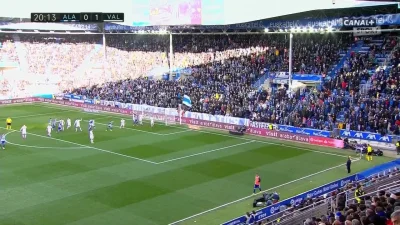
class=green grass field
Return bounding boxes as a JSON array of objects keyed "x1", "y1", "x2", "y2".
[{"x1": 0, "y1": 102, "x2": 392, "y2": 225}]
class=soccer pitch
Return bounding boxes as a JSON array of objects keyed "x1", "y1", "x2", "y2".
[{"x1": 0, "y1": 103, "x2": 391, "y2": 225}]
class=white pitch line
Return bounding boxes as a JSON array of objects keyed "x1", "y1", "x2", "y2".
[
  {"x1": 163, "y1": 126, "x2": 349, "y2": 158},
  {"x1": 156, "y1": 141, "x2": 256, "y2": 164},
  {"x1": 162, "y1": 130, "x2": 191, "y2": 136},
  {"x1": 0, "y1": 127, "x2": 158, "y2": 164},
  {"x1": 35, "y1": 103, "x2": 349, "y2": 159},
  {"x1": 168, "y1": 158, "x2": 361, "y2": 225},
  {"x1": 0, "y1": 111, "x2": 74, "y2": 120},
  {"x1": 4, "y1": 131, "x2": 87, "y2": 149}
]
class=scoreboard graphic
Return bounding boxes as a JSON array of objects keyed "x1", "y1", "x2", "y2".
[{"x1": 31, "y1": 13, "x2": 124, "y2": 23}]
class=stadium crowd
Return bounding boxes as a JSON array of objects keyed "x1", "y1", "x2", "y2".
[
  {"x1": 69, "y1": 33, "x2": 354, "y2": 120},
  {"x1": 300, "y1": 173, "x2": 400, "y2": 225},
  {"x1": 1, "y1": 33, "x2": 400, "y2": 134},
  {"x1": 252, "y1": 169, "x2": 400, "y2": 225}
]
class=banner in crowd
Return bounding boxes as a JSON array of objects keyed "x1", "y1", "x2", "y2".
[
  {"x1": 339, "y1": 129, "x2": 394, "y2": 143},
  {"x1": 278, "y1": 125, "x2": 332, "y2": 138},
  {"x1": 353, "y1": 27, "x2": 381, "y2": 36},
  {"x1": 222, "y1": 174, "x2": 359, "y2": 225},
  {"x1": 292, "y1": 74, "x2": 322, "y2": 82},
  {"x1": 268, "y1": 72, "x2": 321, "y2": 83}
]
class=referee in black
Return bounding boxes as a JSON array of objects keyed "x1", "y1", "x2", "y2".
[{"x1": 346, "y1": 156, "x2": 352, "y2": 174}]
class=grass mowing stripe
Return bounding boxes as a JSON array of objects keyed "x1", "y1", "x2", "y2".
[
  {"x1": 163, "y1": 126, "x2": 350, "y2": 159},
  {"x1": 0, "y1": 127, "x2": 158, "y2": 165},
  {"x1": 0, "y1": 111, "x2": 71, "y2": 120},
  {"x1": 168, "y1": 157, "x2": 362, "y2": 225},
  {"x1": 156, "y1": 141, "x2": 256, "y2": 164},
  {"x1": 36, "y1": 102, "x2": 349, "y2": 159}
]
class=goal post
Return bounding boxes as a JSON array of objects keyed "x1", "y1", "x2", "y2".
[{"x1": 164, "y1": 108, "x2": 176, "y2": 126}]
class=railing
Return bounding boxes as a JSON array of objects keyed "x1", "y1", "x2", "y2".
[
  {"x1": 378, "y1": 179, "x2": 400, "y2": 190},
  {"x1": 346, "y1": 180, "x2": 400, "y2": 206},
  {"x1": 262, "y1": 172, "x2": 400, "y2": 225}
]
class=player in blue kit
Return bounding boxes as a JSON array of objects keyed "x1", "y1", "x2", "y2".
[
  {"x1": 106, "y1": 121, "x2": 113, "y2": 131},
  {"x1": 1, "y1": 133, "x2": 6, "y2": 150},
  {"x1": 57, "y1": 121, "x2": 63, "y2": 133},
  {"x1": 50, "y1": 118, "x2": 57, "y2": 130}
]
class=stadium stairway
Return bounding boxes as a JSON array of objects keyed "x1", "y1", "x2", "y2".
[
  {"x1": 356, "y1": 38, "x2": 395, "y2": 96},
  {"x1": 12, "y1": 34, "x2": 28, "y2": 72},
  {"x1": 327, "y1": 41, "x2": 364, "y2": 79},
  {"x1": 252, "y1": 71, "x2": 270, "y2": 89}
]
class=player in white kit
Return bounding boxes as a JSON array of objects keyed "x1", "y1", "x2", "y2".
[
  {"x1": 120, "y1": 119, "x2": 125, "y2": 128},
  {"x1": 1, "y1": 134, "x2": 6, "y2": 149},
  {"x1": 66, "y1": 118, "x2": 71, "y2": 129},
  {"x1": 139, "y1": 114, "x2": 143, "y2": 125},
  {"x1": 150, "y1": 117, "x2": 154, "y2": 127},
  {"x1": 20, "y1": 125, "x2": 27, "y2": 139},
  {"x1": 47, "y1": 124, "x2": 52, "y2": 137},
  {"x1": 89, "y1": 126, "x2": 94, "y2": 143},
  {"x1": 74, "y1": 119, "x2": 82, "y2": 132}
]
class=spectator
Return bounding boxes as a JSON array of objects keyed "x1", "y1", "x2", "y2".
[{"x1": 391, "y1": 210, "x2": 400, "y2": 225}]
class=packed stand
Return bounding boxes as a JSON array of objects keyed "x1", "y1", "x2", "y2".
[
  {"x1": 72, "y1": 34, "x2": 354, "y2": 121},
  {"x1": 0, "y1": 34, "x2": 19, "y2": 63},
  {"x1": 172, "y1": 34, "x2": 352, "y2": 75},
  {"x1": 271, "y1": 35, "x2": 400, "y2": 135},
  {"x1": 18, "y1": 34, "x2": 102, "y2": 76}
]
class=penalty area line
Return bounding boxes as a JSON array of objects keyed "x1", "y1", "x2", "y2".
[
  {"x1": 156, "y1": 140, "x2": 256, "y2": 164},
  {"x1": 4, "y1": 131, "x2": 87, "y2": 149},
  {"x1": 168, "y1": 158, "x2": 362, "y2": 225},
  {"x1": 0, "y1": 127, "x2": 158, "y2": 165}
]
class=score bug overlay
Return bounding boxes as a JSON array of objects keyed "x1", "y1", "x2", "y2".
[{"x1": 31, "y1": 13, "x2": 124, "y2": 23}]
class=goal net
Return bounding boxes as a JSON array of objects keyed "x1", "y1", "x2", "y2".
[
  {"x1": 164, "y1": 108, "x2": 176, "y2": 126},
  {"x1": 132, "y1": 106, "x2": 177, "y2": 126}
]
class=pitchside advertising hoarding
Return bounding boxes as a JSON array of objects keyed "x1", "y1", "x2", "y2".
[
  {"x1": 2, "y1": 96, "x2": 397, "y2": 144},
  {"x1": 339, "y1": 129, "x2": 393, "y2": 143}
]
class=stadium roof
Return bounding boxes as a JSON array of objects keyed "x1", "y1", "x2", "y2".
[{"x1": 0, "y1": 0, "x2": 398, "y2": 26}]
